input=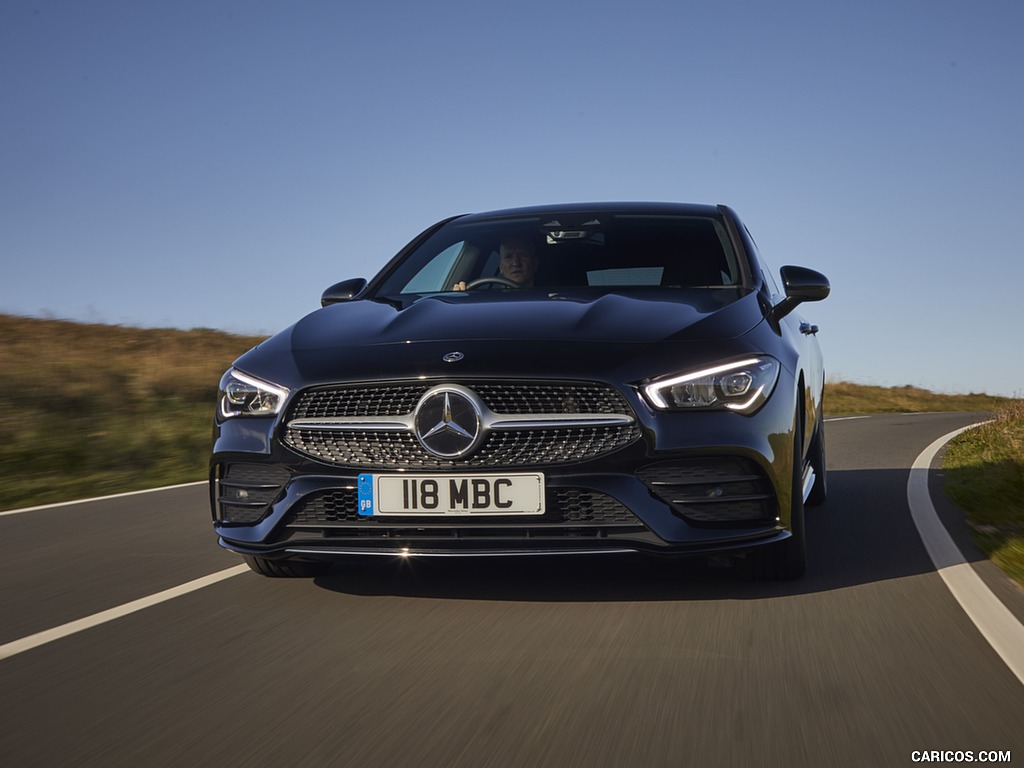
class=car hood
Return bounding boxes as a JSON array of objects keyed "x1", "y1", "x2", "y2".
[{"x1": 235, "y1": 289, "x2": 772, "y2": 388}]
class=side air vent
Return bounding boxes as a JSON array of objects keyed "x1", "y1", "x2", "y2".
[
  {"x1": 637, "y1": 457, "x2": 777, "y2": 527},
  {"x1": 215, "y1": 464, "x2": 290, "y2": 525}
]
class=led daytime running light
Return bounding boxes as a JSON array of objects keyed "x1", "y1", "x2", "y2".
[
  {"x1": 643, "y1": 357, "x2": 779, "y2": 414},
  {"x1": 645, "y1": 358, "x2": 761, "y2": 409},
  {"x1": 218, "y1": 369, "x2": 289, "y2": 419}
]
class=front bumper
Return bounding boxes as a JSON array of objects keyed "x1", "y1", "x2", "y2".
[{"x1": 211, "y1": 378, "x2": 799, "y2": 562}]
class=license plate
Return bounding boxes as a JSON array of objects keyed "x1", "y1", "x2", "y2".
[{"x1": 358, "y1": 473, "x2": 545, "y2": 516}]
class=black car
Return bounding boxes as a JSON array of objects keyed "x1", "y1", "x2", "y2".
[{"x1": 210, "y1": 202, "x2": 829, "y2": 579}]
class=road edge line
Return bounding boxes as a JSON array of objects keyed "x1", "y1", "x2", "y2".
[
  {"x1": 0, "y1": 564, "x2": 249, "y2": 661},
  {"x1": 907, "y1": 422, "x2": 1024, "y2": 687},
  {"x1": 0, "y1": 481, "x2": 208, "y2": 518}
]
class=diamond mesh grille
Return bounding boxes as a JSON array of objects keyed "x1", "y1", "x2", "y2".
[
  {"x1": 282, "y1": 380, "x2": 639, "y2": 469},
  {"x1": 291, "y1": 385, "x2": 425, "y2": 418},
  {"x1": 284, "y1": 425, "x2": 639, "y2": 470}
]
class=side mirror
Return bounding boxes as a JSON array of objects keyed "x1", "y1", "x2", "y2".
[
  {"x1": 321, "y1": 278, "x2": 368, "y2": 306},
  {"x1": 769, "y1": 266, "x2": 830, "y2": 323}
]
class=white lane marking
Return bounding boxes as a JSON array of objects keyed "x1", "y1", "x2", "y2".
[
  {"x1": 825, "y1": 415, "x2": 871, "y2": 422},
  {"x1": 0, "y1": 564, "x2": 249, "y2": 661},
  {"x1": 907, "y1": 423, "x2": 1024, "y2": 687},
  {"x1": 0, "y1": 481, "x2": 207, "y2": 518}
]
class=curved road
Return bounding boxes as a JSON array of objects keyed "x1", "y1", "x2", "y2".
[{"x1": 1, "y1": 413, "x2": 1022, "y2": 767}]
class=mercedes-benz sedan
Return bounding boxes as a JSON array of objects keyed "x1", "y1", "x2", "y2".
[{"x1": 210, "y1": 202, "x2": 829, "y2": 579}]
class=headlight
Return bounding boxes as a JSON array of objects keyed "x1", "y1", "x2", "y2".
[
  {"x1": 642, "y1": 357, "x2": 780, "y2": 414},
  {"x1": 218, "y1": 369, "x2": 289, "y2": 419}
]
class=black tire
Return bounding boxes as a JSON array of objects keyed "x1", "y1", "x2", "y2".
[
  {"x1": 805, "y1": 416, "x2": 828, "y2": 507},
  {"x1": 752, "y1": 426, "x2": 807, "y2": 580},
  {"x1": 242, "y1": 555, "x2": 322, "y2": 578}
]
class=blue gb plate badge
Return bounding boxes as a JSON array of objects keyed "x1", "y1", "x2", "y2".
[{"x1": 358, "y1": 473, "x2": 374, "y2": 516}]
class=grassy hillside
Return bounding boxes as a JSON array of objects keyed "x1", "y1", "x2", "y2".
[
  {"x1": 0, "y1": 314, "x2": 266, "y2": 510},
  {"x1": 825, "y1": 380, "x2": 1008, "y2": 415}
]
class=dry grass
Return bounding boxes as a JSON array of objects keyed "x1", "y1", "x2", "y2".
[
  {"x1": 0, "y1": 314, "x2": 265, "y2": 510},
  {"x1": 825, "y1": 380, "x2": 1009, "y2": 415}
]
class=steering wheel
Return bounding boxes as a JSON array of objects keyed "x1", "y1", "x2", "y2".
[{"x1": 466, "y1": 276, "x2": 521, "y2": 289}]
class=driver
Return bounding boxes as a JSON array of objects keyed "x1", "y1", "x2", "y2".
[{"x1": 453, "y1": 237, "x2": 539, "y2": 291}]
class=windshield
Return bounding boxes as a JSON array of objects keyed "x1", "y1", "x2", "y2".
[{"x1": 375, "y1": 213, "x2": 746, "y2": 296}]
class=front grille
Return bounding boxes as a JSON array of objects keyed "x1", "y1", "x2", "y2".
[
  {"x1": 284, "y1": 488, "x2": 641, "y2": 529},
  {"x1": 217, "y1": 463, "x2": 290, "y2": 525},
  {"x1": 284, "y1": 425, "x2": 639, "y2": 470},
  {"x1": 637, "y1": 458, "x2": 777, "y2": 526},
  {"x1": 282, "y1": 380, "x2": 640, "y2": 469}
]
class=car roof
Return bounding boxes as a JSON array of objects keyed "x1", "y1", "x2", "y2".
[{"x1": 454, "y1": 202, "x2": 725, "y2": 222}]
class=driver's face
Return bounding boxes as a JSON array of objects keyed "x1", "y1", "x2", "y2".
[{"x1": 498, "y1": 241, "x2": 539, "y2": 286}]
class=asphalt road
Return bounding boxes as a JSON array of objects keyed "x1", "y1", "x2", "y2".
[{"x1": 1, "y1": 412, "x2": 1022, "y2": 767}]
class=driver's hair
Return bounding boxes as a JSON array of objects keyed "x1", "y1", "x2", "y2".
[{"x1": 498, "y1": 236, "x2": 537, "y2": 258}]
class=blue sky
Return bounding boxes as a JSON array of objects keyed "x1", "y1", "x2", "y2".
[{"x1": 2, "y1": 0, "x2": 1022, "y2": 397}]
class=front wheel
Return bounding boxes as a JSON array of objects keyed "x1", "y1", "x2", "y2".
[
  {"x1": 805, "y1": 417, "x2": 828, "y2": 507},
  {"x1": 752, "y1": 431, "x2": 807, "y2": 580}
]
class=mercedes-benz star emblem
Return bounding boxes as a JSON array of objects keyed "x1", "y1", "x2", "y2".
[
  {"x1": 414, "y1": 387, "x2": 483, "y2": 458},
  {"x1": 442, "y1": 351, "x2": 464, "y2": 363}
]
